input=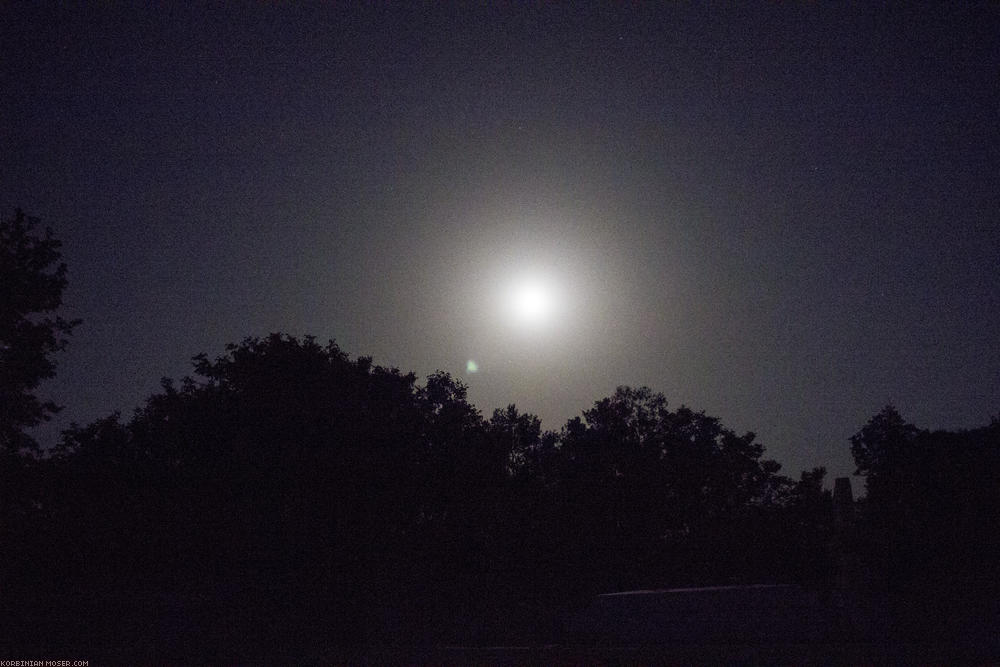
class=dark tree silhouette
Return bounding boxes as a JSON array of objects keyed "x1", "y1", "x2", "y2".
[
  {"x1": 0, "y1": 208, "x2": 79, "y2": 456},
  {"x1": 848, "y1": 407, "x2": 1000, "y2": 643},
  {"x1": 547, "y1": 386, "x2": 791, "y2": 590},
  {"x1": 850, "y1": 404, "x2": 918, "y2": 504},
  {"x1": 0, "y1": 209, "x2": 80, "y2": 658}
]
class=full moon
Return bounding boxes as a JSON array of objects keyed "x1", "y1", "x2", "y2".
[
  {"x1": 513, "y1": 283, "x2": 549, "y2": 321},
  {"x1": 507, "y1": 275, "x2": 558, "y2": 329}
]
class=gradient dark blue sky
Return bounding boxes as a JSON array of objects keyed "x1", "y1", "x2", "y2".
[{"x1": 4, "y1": 3, "x2": 998, "y2": 482}]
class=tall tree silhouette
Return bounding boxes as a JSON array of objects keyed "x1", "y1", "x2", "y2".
[
  {"x1": 849, "y1": 407, "x2": 1000, "y2": 642},
  {"x1": 0, "y1": 209, "x2": 79, "y2": 455},
  {"x1": 850, "y1": 404, "x2": 918, "y2": 504},
  {"x1": 1, "y1": 209, "x2": 81, "y2": 657}
]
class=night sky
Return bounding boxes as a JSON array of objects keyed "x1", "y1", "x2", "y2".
[{"x1": 4, "y1": 3, "x2": 998, "y2": 483}]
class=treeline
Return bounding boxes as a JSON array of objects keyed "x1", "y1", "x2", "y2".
[
  {"x1": 6, "y1": 333, "x2": 995, "y2": 658},
  {"x1": 4, "y1": 334, "x2": 834, "y2": 658}
]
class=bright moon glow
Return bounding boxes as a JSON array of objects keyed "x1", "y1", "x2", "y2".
[
  {"x1": 506, "y1": 274, "x2": 560, "y2": 330},
  {"x1": 513, "y1": 283, "x2": 550, "y2": 322}
]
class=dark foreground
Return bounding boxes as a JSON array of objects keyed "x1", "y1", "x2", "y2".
[{"x1": 12, "y1": 585, "x2": 999, "y2": 665}]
